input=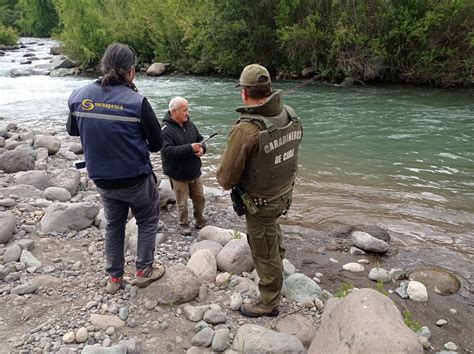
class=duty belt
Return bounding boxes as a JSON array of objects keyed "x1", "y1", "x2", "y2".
[{"x1": 251, "y1": 185, "x2": 293, "y2": 206}]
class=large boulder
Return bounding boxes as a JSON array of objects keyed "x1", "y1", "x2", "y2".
[
  {"x1": 190, "y1": 240, "x2": 223, "y2": 259},
  {"x1": 0, "y1": 150, "x2": 35, "y2": 173},
  {"x1": 276, "y1": 314, "x2": 316, "y2": 348},
  {"x1": 308, "y1": 288, "x2": 423, "y2": 354},
  {"x1": 138, "y1": 263, "x2": 200, "y2": 305},
  {"x1": 216, "y1": 238, "x2": 254, "y2": 274},
  {"x1": 146, "y1": 63, "x2": 167, "y2": 76},
  {"x1": 0, "y1": 185, "x2": 43, "y2": 199},
  {"x1": 233, "y1": 324, "x2": 305, "y2": 353},
  {"x1": 0, "y1": 211, "x2": 16, "y2": 244},
  {"x1": 41, "y1": 202, "x2": 99, "y2": 233}
]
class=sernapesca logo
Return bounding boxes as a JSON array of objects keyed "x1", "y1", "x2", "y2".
[{"x1": 81, "y1": 99, "x2": 94, "y2": 111}]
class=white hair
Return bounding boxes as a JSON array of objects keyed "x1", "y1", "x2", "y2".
[{"x1": 169, "y1": 96, "x2": 188, "y2": 111}]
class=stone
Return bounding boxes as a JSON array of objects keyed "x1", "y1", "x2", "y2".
[
  {"x1": 0, "y1": 211, "x2": 16, "y2": 244},
  {"x1": 0, "y1": 185, "x2": 42, "y2": 200},
  {"x1": 229, "y1": 292, "x2": 243, "y2": 310},
  {"x1": 198, "y1": 225, "x2": 234, "y2": 246},
  {"x1": 11, "y1": 281, "x2": 38, "y2": 295},
  {"x1": 444, "y1": 342, "x2": 458, "y2": 351},
  {"x1": 44, "y1": 187, "x2": 72, "y2": 202},
  {"x1": 90, "y1": 314, "x2": 126, "y2": 330},
  {"x1": 276, "y1": 314, "x2": 316, "y2": 348},
  {"x1": 3, "y1": 244, "x2": 22, "y2": 263},
  {"x1": 342, "y1": 262, "x2": 365, "y2": 272},
  {"x1": 20, "y1": 250, "x2": 42, "y2": 272},
  {"x1": 308, "y1": 289, "x2": 423, "y2": 354},
  {"x1": 212, "y1": 328, "x2": 230, "y2": 352},
  {"x1": 14, "y1": 171, "x2": 51, "y2": 190},
  {"x1": 408, "y1": 267, "x2": 461, "y2": 295},
  {"x1": 233, "y1": 324, "x2": 305, "y2": 353},
  {"x1": 75, "y1": 327, "x2": 88, "y2": 343},
  {"x1": 146, "y1": 63, "x2": 167, "y2": 76},
  {"x1": 350, "y1": 246, "x2": 366, "y2": 255},
  {"x1": 138, "y1": 263, "x2": 200, "y2": 305},
  {"x1": 283, "y1": 258, "x2": 296, "y2": 277},
  {"x1": 436, "y1": 319, "x2": 448, "y2": 327},
  {"x1": 355, "y1": 225, "x2": 391, "y2": 242},
  {"x1": 351, "y1": 231, "x2": 388, "y2": 253},
  {"x1": 203, "y1": 309, "x2": 226, "y2": 324},
  {"x1": 51, "y1": 168, "x2": 81, "y2": 196},
  {"x1": 283, "y1": 273, "x2": 323, "y2": 303},
  {"x1": 62, "y1": 331, "x2": 75, "y2": 344},
  {"x1": 157, "y1": 178, "x2": 174, "y2": 207},
  {"x1": 41, "y1": 202, "x2": 99, "y2": 233},
  {"x1": 230, "y1": 276, "x2": 260, "y2": 298},
  {"x1": 33, "y1": 134, "x2": 61, "y2": 155},
  {"x1": 407, "y1": 281, "x2": 428, "y2": 302},
  {"x1": 192, "y1": 327, "x2": 214, "y2": 347},
  {"x1": 216, "y1": 238, "x2": 254, "y2": 275},
  {"x1": 0, "y1": 149, "x2": 35, "y2": 173},
  {"x1": 81, "y1": 345, "x2": 127, "y2": 354},
  {"x1": 190, "y1": 240, "x2": 223, "y2": 259},
  {"x1": 390, "y1": 268, "x2": 406, "y2": 280},
  {"x1": 183, "y1": 305, "x2": 210, "y2": 322},
  {"x1": 368, "y1": 267, "x2": 392, "y2": 283},
  {"x1": 187, "y1": 249, "x2": 217, "y2": 284}
]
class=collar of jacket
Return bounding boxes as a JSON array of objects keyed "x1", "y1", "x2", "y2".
[
  {"x1": 162, "y1": 110, "x2": 190, "y2": 128},
  {"x1": 235, "y1": 89, "x2": 283, "y2": 116}
]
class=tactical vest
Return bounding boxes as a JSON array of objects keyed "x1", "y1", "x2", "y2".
[
  {"x1": 68, "y1": 82, "x2": 152, "y2": 181},
  {"x1": 239, "y1": 105, "x2": 303, "y2": 198}
]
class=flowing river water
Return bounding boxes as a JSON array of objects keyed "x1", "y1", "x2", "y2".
[{"x1": 1, "y1": 39, "x2": 473, "y2": 288}]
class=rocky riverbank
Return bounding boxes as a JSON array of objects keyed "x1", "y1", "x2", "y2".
[{"x1": 0, "y1": 122, "x2": 472, "y2": 353}]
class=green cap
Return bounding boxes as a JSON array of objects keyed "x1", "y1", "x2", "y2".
[{"x1": 235, "y1": 64, "x2": 271, "y2": 87}]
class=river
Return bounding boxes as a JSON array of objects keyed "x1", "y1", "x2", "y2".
[{"x1": 1, "y1": 38, "x2": 473, "y2": 278}]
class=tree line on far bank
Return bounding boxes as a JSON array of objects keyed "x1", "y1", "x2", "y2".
[{"x1": 1, "y1": 0, "x2": 473, "y2": 87}]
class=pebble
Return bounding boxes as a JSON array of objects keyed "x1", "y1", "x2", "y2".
[
  {"x1": 444, "y1": 342, "x2": 458, "y2": 351},
  {"x1": 436, "y1": 319, "x2": 448, "y2": 326},
  {"x1": 449, "y1": 308, "x2": 457, "y2": 315},
  {"x1": 62, "y1": 331, "x2": 75, "y2": 344},
  {"x1": 329, "y1": 258, "x2": 338, "y2": 263},
  {"x1": 357, "y1": 259, "x2": 370, "y2": 264},
  {"x1": 75, "y1": 327, "x2": 88, "y2": 343},
  {"x1": 342, "y1": 262, "x2": 365, "y2": 272},
  {"x1": 105, "y1": 327, "x2": 115, "y2": 336}
]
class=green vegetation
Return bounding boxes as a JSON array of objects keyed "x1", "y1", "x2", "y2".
[
  {"x1": 229, "y1": 229, "x2": 243, "y2": 240},
  {"x1": 0, "y1": 23, "x2": 18, "y2": 45},
  {"x1": 402, "y1": 308, "x2": 423, "y2": 333},
  {"x1": 334, "y1": 282, "x2": 354, "y2": 298},
  {"x1": 1, "y1": 0, "x2": 472, "y2": 85}
]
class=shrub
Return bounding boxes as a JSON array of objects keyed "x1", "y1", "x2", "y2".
[{"x1": 0, "y1": 23, "x2": 18, "y2": 46}]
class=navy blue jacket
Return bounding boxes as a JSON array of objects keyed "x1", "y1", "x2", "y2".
[
  {"x1": 161, "y1": 111, "x2": 206, "y2": 181},
  {"x1": 67, "y1": 81, "x2": 162, "y2": 188}
]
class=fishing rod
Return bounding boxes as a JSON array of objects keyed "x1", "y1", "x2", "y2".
[{"x1": 286, "y1": 67, "x2": 333, "y2": 94}]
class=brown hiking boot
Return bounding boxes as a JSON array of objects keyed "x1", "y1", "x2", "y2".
[
  {"x1": 134, "y1": 263, "x2": 165, "y2": 288},
  {"x1": 105, "y1": 276, "x2": 123, "y2": 295},
  {"x1": 195, "y1": 220, "x2": 206, "y2": 230},
  {"x1": 239, "y1": 298, "x2": 279, "y2": 318}
]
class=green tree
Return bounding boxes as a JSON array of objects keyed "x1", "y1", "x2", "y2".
[{"x1": 17, "y1": 0, "x2": 58, "y2": 36}]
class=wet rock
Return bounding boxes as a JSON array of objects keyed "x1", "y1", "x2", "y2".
[
  {"x1": 355, "y1": 225, "x2": 391, "y2": 242},
  {"x1": 351, "y1": 231, "x2": 388, "y2": 253},
  {"x1": 408, "y1": 267, "x2": 461, "y2": 295},
  {"x1": 10, "y1": 68, "x2": 33, "y2": 77},
  {"x1": 308, "y1": 289, "x2": 423, "y2": 354}
]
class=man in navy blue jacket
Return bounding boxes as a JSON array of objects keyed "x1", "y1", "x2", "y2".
[
  {"x1": 67, "y1": 43, "x2": 165, "y2": 294},
  {"x1": 161, "y1": 97, "x2": 206, "y2": 235}
]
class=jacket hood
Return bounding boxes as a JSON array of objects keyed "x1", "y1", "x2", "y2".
[{"x1": 235, "y1": 90, "x2": 283, "y2": 116}]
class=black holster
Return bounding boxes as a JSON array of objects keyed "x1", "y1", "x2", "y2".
[{"x1": 231, "y1": 187, "x2": 245, "y2": 216}]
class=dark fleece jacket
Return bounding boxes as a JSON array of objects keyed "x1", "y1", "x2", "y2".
[{"x1": 160, "y1": 111, "x2": 206, "y2": 181}]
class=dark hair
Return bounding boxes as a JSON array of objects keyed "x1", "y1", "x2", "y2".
[
  {"x1": 243, "y1": 83, "x2": 272, "y2": 99},
  {"x1": 100, "y1": 43, "x2": 136, "y2": 88}
]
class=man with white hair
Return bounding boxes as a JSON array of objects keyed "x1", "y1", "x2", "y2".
[{"x1": 161, "y1": 96, "x2": 207, "y2": 235}]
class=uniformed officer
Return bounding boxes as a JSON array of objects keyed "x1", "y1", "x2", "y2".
[
  {"x1": 67, "y1": 43, "x2": 165, "y2": 294},
  {"x1": 217, "y1": 64, "x2": 303, "y2": 317}
]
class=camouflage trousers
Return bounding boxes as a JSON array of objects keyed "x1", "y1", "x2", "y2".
[{"x1": 245, "y1": 190, "x2": 292, "y2": 307}]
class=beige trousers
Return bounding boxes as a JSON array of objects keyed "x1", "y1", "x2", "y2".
[{"x1": 169, "y1": 176, "x2": 205, "y2": 226}]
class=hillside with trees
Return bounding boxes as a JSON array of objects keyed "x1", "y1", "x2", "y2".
[{"x1": 1, "y1": 0, "x2": 473, "y2": 86}]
